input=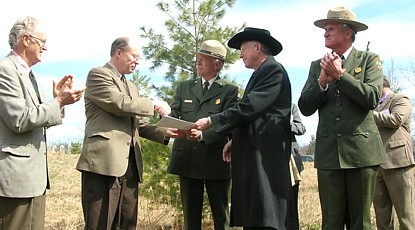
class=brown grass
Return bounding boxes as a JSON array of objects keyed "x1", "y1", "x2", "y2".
[{"x1": 46, "y1": 153, "x2": 389, "y2": 229}]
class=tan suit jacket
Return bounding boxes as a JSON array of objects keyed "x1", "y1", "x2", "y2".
[
  {"x1": 0, "y1": 52, "x2": 63, "y2": 198},
  {"x1": 76, "y1": 63, "x2": 166, "y2": 182},
  {"x1": 374, "y1": 92, "x2": 414, "y2": 169},
  {"x1": 373, "y1": 91, "x2": 415, "y2": 229}
]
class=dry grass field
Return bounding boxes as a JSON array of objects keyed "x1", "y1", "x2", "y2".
[{"x1": 46, "y1": 152, "x2": 386, "y2": 229}]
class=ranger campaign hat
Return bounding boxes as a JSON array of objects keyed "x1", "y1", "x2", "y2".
[
  {"x1": 196, "y1": 40, "x2": 232, "y2": 63},
  {"x1": 314, "y1": 6, "x2": 368, "y2": 32}
]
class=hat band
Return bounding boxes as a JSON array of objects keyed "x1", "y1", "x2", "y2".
[{"x1": 199, "y1": 49, "x2": 225, "y2": 60}]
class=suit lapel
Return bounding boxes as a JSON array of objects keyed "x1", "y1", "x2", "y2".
[
  {"x1": 104, "y1": 63, "x2": 129, "y2": 95},
  {"x1": 380, "y1": 92, "x2": 394, "y2": 111},
  {"x1": 345, "y1": 48, "x2": 362, "y2": 77},
  {"x1": 8, "y1": 54, "x2": 42, "y2": 104},
  {"x1": 191, "y1": 78, "x2": 204, "y2": 101}
]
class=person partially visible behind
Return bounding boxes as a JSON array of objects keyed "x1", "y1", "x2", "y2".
[
  {"x1": 298, "y1": 6, "x2": 385, "y2": 230},
  {"x1": 192, "y1": 27, "x2": 292, "y2": 230},
  {"x1": 288, "y1": 103, "x2": 306, "y2": 230},
  {"x1": 373, "y1": 76, "x2": 415, "y2": 230},
  {"x1": 166, "y1": 39, "x2": 238, "y2": 230},
  {"x1": 76, "y1": 37, "x2": 171, "y2": 230},
  {"x1": 0, "y1": 16, "x2": 84, "y2": 230}
]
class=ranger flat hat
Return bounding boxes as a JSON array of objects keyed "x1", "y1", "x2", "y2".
[
  {"x1": 227, "y1": 27, "x2": 283, "y2": 56},
  {"x1": 314, "y1": 6, "x2": 368, "y2": 32},
  {"x1": 196, "y1": 40, "x2": 232, "y2": 63}
]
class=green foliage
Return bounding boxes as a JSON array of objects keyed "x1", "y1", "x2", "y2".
[
  {"x1": 140, "y1": 137, "x2": 183, "y2": 216},
  {"x1": 139, "y1": 0, "x2": 245, "y2": 102},
  {"x1": 70, "y1": 142, "x2": 82, "y2": 155},
  {"x1": 130, "y1": 69, "x2": 152, "y2": 97}
]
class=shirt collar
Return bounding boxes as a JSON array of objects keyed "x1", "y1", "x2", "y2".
[
  {"x1": 107, "y1": 62, "x2": 123, "y2": 78},
  {"x1": 202, "y1": 75, "x2": 218, "y2": 86},
  {"x1": 12, "y1": 51, "x2": 31, "y2": 73},
  {"x1": 380, "y1": 89, "x2": 392, "y2": 104},
  {"x1": 340, "y1": 46, "x2": 353, "y2": 59}
]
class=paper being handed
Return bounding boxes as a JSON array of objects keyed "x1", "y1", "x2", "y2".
[{"x1": 156, "y1": 115, "x2": 194, "y2": 130}]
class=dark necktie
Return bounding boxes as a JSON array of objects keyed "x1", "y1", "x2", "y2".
[
  {"x1": 340, "y1": 54, "x2": 346, "y2": 67},
  {"x1": 29, "y1": 71, "x2": 40, "y2": 100},
  {"x1": 121, "y1": 75, "x2": 134, "y2": 140},
  {"x1": 203, "y1": 81, "x2": 209, "y2": 95},
  {"x1": 121, "y1": 75, "x2": 130, "y2": 96}
]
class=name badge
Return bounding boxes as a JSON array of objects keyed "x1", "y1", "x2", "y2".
[{"x1": 184, "y1": 99, "x2": 192, "y2": 103}]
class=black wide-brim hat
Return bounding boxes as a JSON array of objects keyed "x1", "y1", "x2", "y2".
[{"x1": 227, "y1": 27, "x2": 283, "y2": 56}]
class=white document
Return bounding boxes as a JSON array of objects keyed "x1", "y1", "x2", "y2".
[{"x1": 156, "y1": 115, "x2": 194, "y2": 130}]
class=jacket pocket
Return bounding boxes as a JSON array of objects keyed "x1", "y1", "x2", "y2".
[
  {"x1": 2, "y1": 144, "x2": 31, "y2": 157},
  {"x1": 388, "y1": 139, "x2": 406, "y2": 149},
  {"x1": 87, "y1": 130, "x2": 112, "y2": 140}
]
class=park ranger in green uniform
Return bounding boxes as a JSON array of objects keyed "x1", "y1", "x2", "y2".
[{"x1": 298, "y1": 6, "x2": 385, "y2": 230}]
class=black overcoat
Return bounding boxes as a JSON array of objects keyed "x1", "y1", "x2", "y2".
[{"x1": 211, "y1": 57, "x2": 292, "y2": 229}]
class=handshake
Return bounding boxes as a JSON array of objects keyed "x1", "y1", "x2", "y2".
[{"x1": 152, "y1": 98, "x2": 171, "y2": 117}]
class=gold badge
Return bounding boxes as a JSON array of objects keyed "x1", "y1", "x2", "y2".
[
  {"x1": 375, "y1": 57, "x2": 382, "y2": 71},
  {"x1": 215, "y1": 99, "x2": 221, "y2": 105},
  {"x1": 184, "y1": 99, "x2": 192, "y2": 103},
  {"x1": 354, "y1": 67, "x2": 362, "y2": 74}
]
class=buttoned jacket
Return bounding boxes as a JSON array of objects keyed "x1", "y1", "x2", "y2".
[
  {"x1": 299, "y1": 47, "x2": 385, "y2": 169},
  {"x1": 168, "y1": 77, "x2": 238, "y2": 179},
  {"x1": 0, "y1": 52, "x2": 62, "y2": 197},
  {"x1": 76, "y1": 63, "x2": 166, "y2": 182}
]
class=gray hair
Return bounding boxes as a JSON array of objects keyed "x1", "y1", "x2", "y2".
[
  {"x1": 8, "y1": 16, "x2": 40, "y2": 49},
  {"x1": 341, "y1": 24, "x2": 356, "y2": 42},
  {"x1": 247, "y1": 41, "x2": 273, "y2": 56},
  {"x1": 110, "y1": 37, "x2": 131, "y2": 57}
]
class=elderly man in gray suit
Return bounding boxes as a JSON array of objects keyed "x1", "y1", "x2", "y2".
[
  {"x1": 0, "y1": 16, "x2": 84, "y2": 230},
  {"x1": 373, "y1": 77, "x2": 415, "y2": 230}
]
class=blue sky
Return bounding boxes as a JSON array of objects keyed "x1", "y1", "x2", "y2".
[{"x1": 1, "y1": 0, "x2": 414, "y2": 146}]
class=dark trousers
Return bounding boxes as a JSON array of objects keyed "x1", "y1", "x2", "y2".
[
  {"x1": 318, "y1": 166, "x2": 379, "y2": 230},
  {"x1": 288, "y1": 183, "x2": 300, "y2": 230},
  {"x1": 81, "y1": 148, "x2": 139, "y2": 230},
  {"x1": 179, "y1": 176, "x2": 231, "y2": 230},
  {"x1": 0, "y1": 192, "x2": 46, "y2": 230}
]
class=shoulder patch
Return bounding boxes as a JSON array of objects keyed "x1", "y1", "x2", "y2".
[{"x1": 375, "y1": 57, "x2": 382, "y2": 71}]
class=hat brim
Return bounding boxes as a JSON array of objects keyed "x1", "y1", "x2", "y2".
[
  {"x1": 314, "y1": 19, "x2": 368, "y2": 32},
  {"x1": 227, "y1": 30, "x2": 283, "y2": 56},
  {"x1": 193, "y1": 51, "x2": 233, "y2": 63}
]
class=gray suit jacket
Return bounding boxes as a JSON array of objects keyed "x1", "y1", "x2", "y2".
[
  {"x1": 76, "y1": 63, "x2": 166, "y2": 182},
  {"x1": 0, "y1": 52, "x2": 63, "y2": 198},
  {"x1": 374, "y1": 92, "x2": 414, "y2": 169}
]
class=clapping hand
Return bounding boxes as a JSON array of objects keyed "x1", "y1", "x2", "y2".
[{"x1": 53, "y1": 75, "x2": 86, "y2": 107}]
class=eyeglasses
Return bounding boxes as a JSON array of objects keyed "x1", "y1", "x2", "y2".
[{"x1": 28, "y1": 34, "x2": 47, "y2": 47}]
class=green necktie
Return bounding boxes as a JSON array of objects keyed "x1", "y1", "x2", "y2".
[{"x1": 29, "y1": 71, "x2": 40, "y2": 99}]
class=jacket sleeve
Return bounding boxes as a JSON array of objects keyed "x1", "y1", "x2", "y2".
[
  {"x1": 85, "y1": 67, "x2": 154, "y2": 117},
  {"x1": 298, "y1": 60, "x2": 328, "y2": 117},
  {"x1": 374, "y1": 94, "x2": 412, "y2": 129}
]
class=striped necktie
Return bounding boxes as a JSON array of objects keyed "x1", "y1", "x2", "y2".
[
  {"x1": 340, "y1": 54, "x2": 346, "y2": 67},
  {"x1": 29, "y1": 71, "x2": 40, "y2": 100}
]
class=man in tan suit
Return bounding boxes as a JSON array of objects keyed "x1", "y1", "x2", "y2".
[
  {"x1": 0, "y1": 16, "x2": 84, "y2": 230},
  {"x1": 373, "y1": 77, "x2": 415, "y2": 230},
  {"x1": 76, "y1": 37, "x2": 171, "y2": 230}
]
